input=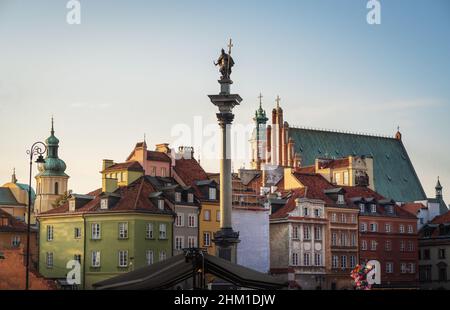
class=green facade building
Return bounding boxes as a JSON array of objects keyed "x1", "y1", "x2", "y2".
[{"x1": 37, "y1": 176, "x2": 175, "y2": 289}]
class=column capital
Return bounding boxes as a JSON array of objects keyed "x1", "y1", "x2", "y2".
[{"x1": 216, "y1": 112, "x2": 235, "y2": 127}]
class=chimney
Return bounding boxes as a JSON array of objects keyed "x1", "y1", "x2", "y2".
[
  {"x1": 155, "y1": 143, "x2": 171, "y2": 154},
  {"x1": 102, "y1": 159, "x2": 114, "y2": 171},
  {"x1": 102, "y1": 177, "x2": 118, "y2": 193}
]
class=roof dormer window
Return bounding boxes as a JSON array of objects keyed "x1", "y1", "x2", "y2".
[
  {"x1": 209, "y1": 187, "x2": 217, "y2": 200},
  {"x1": 175, "y1": 192, "x2": 181, "y2": 203},
  {"x1": 69, "y1": 200, "x2": 76, "y2": 212},
  {"x1": 188, "y1": 193, "x2": 194, "y2": 203},
  {"x1": 371, "y1": 204, "x2": 377, "y2": 213},
  {"x1": 337, "y1": 194, "x2": 345, "y2": 205},
  {"x1": 359, "y1": 204, "x2": 365, "y2": 213},
  {"x1": 100, "y1": 198, "x2": 108, "y2": 210},
  {"x1": 158, "y1": 199, "x2": 165, "y2": 210}
]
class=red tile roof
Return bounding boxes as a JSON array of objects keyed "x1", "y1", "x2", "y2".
[
  {"x1": 430, "y1": 210, "x2": 450, "y2": 225},
  {"x1": 293, "y1": 173, "x2": 336, "y2": 204},
  {"x1": 340, "y1": 186, "x2": 385, "y2": 202},
  {"x1": 173, "y1": 158, "x2": 211, "y2": 199},
  {"x1": 0, "y1": 209, "x2": 30, "y2": 232},
  {"x1": 270, "y1": 188, "x2": 307, "y2": 219},
  {"x1": 103, "y1": 161, "x2": 144, "y2": 173},
  {"x1": 294, "y1": 165, "x2": 316, "y2": 174},
  {"x1": 147, "y1": 151, "x2": 171, "y2": 163},
  {"x1": 39, "y1": 178, "x2": 175, "y2": 216},
  {"x1": 402, "y1": 202, "x2": 427, "y2": 216}
]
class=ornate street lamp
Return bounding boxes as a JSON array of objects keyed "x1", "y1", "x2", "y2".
[{"x1": 25, "y1": 141, "x2": 47, "y2": 290}]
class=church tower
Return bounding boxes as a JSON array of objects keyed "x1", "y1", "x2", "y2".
[
  {"x1": 250, "y1": 94, "x2": 268, "y2": 170},
  {"x1": 436, "y1": 177, "x2": 443, "y2": 200},
  {"x1": 34, "y1": 118, "x2": 69, "y2": 214}
]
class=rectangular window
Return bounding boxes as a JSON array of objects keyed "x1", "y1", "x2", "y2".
[
  {"x1": 400, "y1": 241, "x2": 405, "y2": 252},
  {"x1": 314, "y1": 226, "x2": 322, "y2": 240},
  {"x1": 303, "y1": 207, "x2": 309, "y2": 217},
  {"x1": 337, "y1": 194, "x2": 345, "y2": 205},
  {"x1": 159, "y1": 224, "x2": 167, "y2": 239},
  {"x1": 175, "y1": 192, "x2": 181, "y2": 202},
  {"x1": 292, "y1": 253, "x2": 299, "y2": 266},
  {"x1": 46, "y1": 252, "x2": 53, "y2": 268},
  {"x1": 161, "y1": 167, "x2": 166, "y2": 177},
  {"x1": 331, "y1": 213, "x2": 337, "y2": 223},
  {"x1": 158, "y1": 200, "x2": 164, "y2": 210},
  {"x1": 118, "y1": 222, "x2": 128, "y2": 239},
  {"x1": 439, "y1": 248, "x2": 446, "y2": 259},
  {"x1": 151, "y1": 167, "x2": 156, "y2": 176},
  {"x1": 303, "y1": 225, "x2": 311, "y2": 240},
  {"x1": 351, "y1": 233, "x2": 357, "y2": 247},
  {"x1": 371, "y1": 240, "x2": 377, "y2": 251},
  {"x1": 74, "y1": 254, "x2": 81, "y2": 264},
  {"x1": 176, "y1": 214, "x2": 184, "y2": 227},
  {"x1": 175, "y1": 236, "x2": 184, "y2": 250},
  {"x1": 334, "y1": 173, "x2": 341, "y2": 185},
  {"x1": 216, "y1": 210, "x2": 220, "y2": 222},
  {"x1": 400, "y1": 263, "x2": 407, "y2": 274},
  {"x1": 209, "y1": 188, "x2": 217, "y2": 200},
  {"x1": 91, "y1": 223, "x2": 101, "y2": 240},
  {"x1": 385, "y1": 240, "x2": 392, "y2": 251},
  {"x1": 331, "y1": 233, "x2": 337, "y2": 246},
  {"x1": 314, "y1": 209, "x2": 321, "y2": 218},
  {"x1": 74, "y1": 227, "x2": 81, "y2": 239},
  {"x1": 204, "y1": 210, "x2": 211, "y2": 221},
  {"x1": 385, "y1": 224, "x2": 392, "y2": 233},
  {"x1": 407, "y1": 225, "x2": 414, "y2": 234},
  {"x1": 399, "y1": 225, "x2": 405, "y2": 233},
  {"x1": 11, "y1": 236, "x2": 21, "y2": 247},
  {"x1": 203, "y1": 232, "x2": 211, "y2": 247},
  {"x1": 188, "y1": 236, "x2": 197, "y2": 248},
  {"x1": 314, "y1": 253, "x2": 322, "y2": 266},
  {"x1": 361, "y1": 240, "x2": 367, "y2": 251},
  {"x1": 341, "y1": 214, "x2": 347, "y2": 223},
  {"x1": 303, "y1": 253, "x2": 311, "y2": 266},
  {"x1": 146, "y1": 223, "x2": 154, "y2": 239},
  {"x1": 188, "y1": 214, "x2": 196, "y2": 228},
  {"x1": 118, "y1": 250, "x2": 128, "y2": 267},
  {"x1": 159, "y1": 251, "x2": 167, "y2": 262},
  {"x1": 360, "y1": 223, "x2": 367, "y2": 232},
  {"x1": 340, "y1": 256, "x2": 347, "y2": 269},
  {"x1": 407, "y1": 241, "x2": 414, "y2": 252},
  {"x1": 332, "y1": 255, "x2": 339, "y2": 269},
  {"x1": 47, "y1": 226, "x2": 54, "y2": 241},
  {"x1": 343, "y1": 171, "x2": 349, "y2": 185},
  {"x1": 292, "y1": 226, "x2": 299, "y2": 240},
  {"x1": 146, "y1": 250, "x2": 154, "y2": 265},
  {"x1": 351, "y1": 214, "x2": 356, "y2": 223},
  {"x1": 370, "y1": 223, "x2": 378, "y2": 232},
  {"x1": 409, "y1": 263, "x2": 415, "y2": 274},
  {"x1": 359, "y1": 204, "x2": 365, "y2": 213},
  {"x1": 188, "y1": 193, "x2": 194, "y2": 203},
  {"x1": 350, "y1": 256, "x2": 356, "y2": 268},
  {"x1": 91, "y1": 251, "x2": 101, "y2": 267},
  {"x1": 100, "y1": 198, "x2": 108, "y2": 210},
  {"x1": 386, "y1": 262, "x2": 393, "y2": 274},
  {"x1": 371, "y1": 204, "x2": 377, "y2": 213}
]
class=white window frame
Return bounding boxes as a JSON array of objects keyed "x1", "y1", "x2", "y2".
[
  {"x1": 361, "y1": 240, "x2": 367, "y2": 251},
  {"x1": 350, "y1": 255, "x2": 356, "y2": 268},
  {"x1": 11, "y1": 235, "x2": 21, "y2": 247},
  {"x1": 188, "y1": 193, "x2": 194, "y2": 203},
  {"x1": 188, "y1": 214, "x2": 196, "y2": 228},
  {"x1": 407, "y1": 225, "x2": 413, "y2": 234},
  {"x1": 91, "y1": 223, "x2": 101, "y2": 240},
  {"x1": 386, "y1": 262, "x2": 393, "y2": 273},
  {"x1": 118, "y1": 250, "x2": 128, "y2": 267},
  {"x1": 343, "y1": 171, "x2": 349, "y2": 185},
  {"x1": 176, "y1": 214, "x2": 184, "y2": 227},
  {"x1": 370, "y1": 223, "x2": 378, "y2": 232},
  {"x1": 91, "y1": 251, "x2": 101, "y2": 267},
  {"x1": 175, "y1": 236, "x2": 185, "y2": 250},
  {"x1": 314, "y1": 226, "x2": 322, "y2": 241},
  {"x1": 360, "y1": 223, "x2": 367, "y2": 232},
  {"x1": 146, "y1": 223, "x2": 154, "y2": 239},
  {"x1": 187, "y1": 236, "x2": 197, "y2": 248},
  {"x1": 314, "y1": 253, "x2": 322, "y2": 266},
  {"x1": 331, "y1": 213, "x2": 337, "y2": 223},
  {"x1": 399, "y1": 224, "x2": 405, "y2": 233},
  {"x1": 46, "y1": 252, "x2": 53, "y2": 268},
  {"x1": 331, "y1": 233, "x2": 337, "y2": 246},
  {"x1": 371, "y1": 240, "x2": 377, "y2": 251},
  {"x1": 118, "y1": 222, "x2": 128, "y2": 239},
  {"x1": 385, "y1": 223, "x2": 392, "y2": 233},
  {"x1": 303, "y1": 253, "x2": 311, "y2": 266},
  {"x1": 146, "y1": 250, "x2": 154, "y2": 266},
  {"x1": 158, "y1": 199, "x2": 165, "y2": 210},
  {"x1": 100, "y1": 198, "x2": 108, "y2": 210},
  {"x1": 175, "y1": 192, "x2": 182, "y2": 203},
  {"x1": 340, "y1": 255, "x2": 347, "y2": 269},
  {"x1": 293, "y1": 226, "x2": 299, "y2": 240},
  {"x1": 47, "y1": 225, "x2": 54, "y2": 241},
  {"x1": 332, "y1": 255, "x2": 339, "y2": 269},
  {"x1": 204, "y1": 209, "x2": 211, "y2": 221},
  {"x1": 303, "y1": 225, "x2": 311, "y2": 240},
  {"x1": 159, "y1": 251, "x2": 167, "y2": 262},
  {"x1": 209, "y1": 187, "x2": 217, "y2": 200},
  {"x1": 385, "y1": 240, "x2": 392, "y2": 251},
  {"x1": 371, "y1": 204, "x2": 377, "y2": 213},
  {"x1": 159, "y1": 223, "x2": 167, "y2": 239},
  {"x1": 292, "y1": 252, "x2": 299, "y2": 266},
  {"x1": 74, "y1": 227, "x2": 81, "y2": 239},
  {"x1": 203, "y1": 232, "x2": 211, "y2": 247}
]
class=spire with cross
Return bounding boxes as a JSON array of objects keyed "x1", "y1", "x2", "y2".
[{"x1": 258, "y1": 92, "x2": 263, "y2": 108}]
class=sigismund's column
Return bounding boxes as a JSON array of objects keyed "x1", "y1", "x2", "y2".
[{"x1": 209, "y1": 40, "x2": 242, "y2": 263}]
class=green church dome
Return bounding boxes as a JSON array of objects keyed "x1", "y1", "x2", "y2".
[{"x1": 37, "y1": 118, "x2": 68, "y2": 177}]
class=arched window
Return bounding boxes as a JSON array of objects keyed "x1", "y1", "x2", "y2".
[{"x1": 54, "y1": 182, "x2": 59, "y2": 195}]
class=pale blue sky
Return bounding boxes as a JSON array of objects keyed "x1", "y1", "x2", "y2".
[{"x1": 0, "y1": 0, "x2": 449, "y2": 202}]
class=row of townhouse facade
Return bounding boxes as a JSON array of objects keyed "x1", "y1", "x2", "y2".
[{"x1": 268, "y1": 166, "x2": 419, "y2": 290}]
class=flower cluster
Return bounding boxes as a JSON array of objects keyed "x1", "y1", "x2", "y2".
[{"x1": 350, "y1": 263, "x2": 374, "y2": 290}]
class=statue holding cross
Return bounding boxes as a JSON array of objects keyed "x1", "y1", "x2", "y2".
[{"x1": 215, "y1": 39, "x2": 235, "y2": 80}]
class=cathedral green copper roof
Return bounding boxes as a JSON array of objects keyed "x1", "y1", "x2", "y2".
[{"x1": 289, "y1": 128, "x2": 427, "y2": 202}]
